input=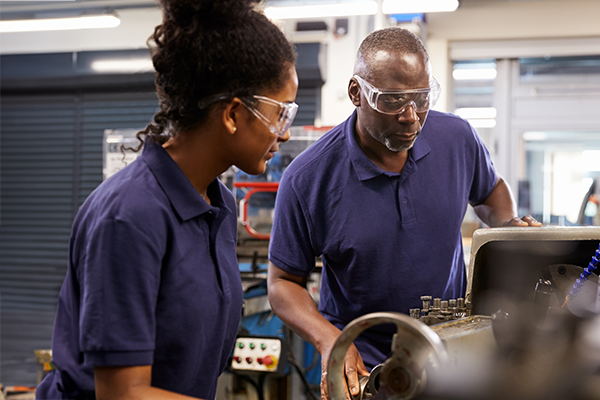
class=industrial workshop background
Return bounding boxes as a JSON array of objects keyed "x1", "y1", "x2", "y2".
[{"x1": 1, "y1": 0, "x2": 599, "y2": 398}]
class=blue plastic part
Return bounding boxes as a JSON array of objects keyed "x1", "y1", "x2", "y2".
[
  {"x1": 302, "y1": 342, "x2": 322, "y2": 385},
  {"x1": 240, "y1": 312, "x2": 286, "y2": 339},
  {"x1": 239, "y1": 262, "x2": 269, "y2": 273},
  {"x1": 568, "y1": 243, "x2": 600, "y2": 299}
]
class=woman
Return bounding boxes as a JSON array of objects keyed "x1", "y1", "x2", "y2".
[{"x1": 36, "y1": 0, "x2": 297, "y2": 399}]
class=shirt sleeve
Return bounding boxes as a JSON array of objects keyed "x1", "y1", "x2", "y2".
[
  {"x1": 77, "y1": 217, "x2": 163, "y2": 367},
  {"x1": 269, "y1": 173, "x2": 317, "y2": 277},
  {"x1": 467, "y1": 123, "x2": 498, "y2": 206}
]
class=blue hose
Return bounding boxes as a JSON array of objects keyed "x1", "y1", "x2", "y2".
[{"x1": 567, "y1": 244, "x2": 600, "y2": 300}]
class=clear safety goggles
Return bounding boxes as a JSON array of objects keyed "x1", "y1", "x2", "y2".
[
  {"x1": 198, "y1": 93, "x2": 298, "y2": 138},
  {"x1": 354, "y1": 75, "x2": 441, "y2": 115},
  {"x1": 240, "y1": 95, "x2": 298, "y2": 138}
]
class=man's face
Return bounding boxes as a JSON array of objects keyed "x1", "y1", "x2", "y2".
[{"x1": 351, "y1": 50, "x2": 433, "y2": 153}]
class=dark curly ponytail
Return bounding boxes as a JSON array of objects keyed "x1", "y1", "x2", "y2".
[{"x1": 138, "y1": 0, "x2": 296, "y2": 145}]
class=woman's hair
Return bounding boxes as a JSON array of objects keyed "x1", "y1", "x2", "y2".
[{"x1": 138, "y1": 0, "x2": 296, "y2": 144}]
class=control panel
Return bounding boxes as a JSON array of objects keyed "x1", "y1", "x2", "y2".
[{"x1": 231, "y1": 336, "x2": 287, "y2": 374}]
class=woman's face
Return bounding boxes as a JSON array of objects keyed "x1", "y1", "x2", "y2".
[{"x1": 235, "y1": 65, "x2": 298, "y2": 176}]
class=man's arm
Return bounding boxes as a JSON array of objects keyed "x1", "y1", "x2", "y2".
[
  {"x1": 267, "y1": 262, "x2": 369, "y2": 400},
  {"x1": 473, "y1": 177, "x2": 541, "y2": 227},
  {"x1": 94, "y1": 365, "x2": 201, "y2": 400}
]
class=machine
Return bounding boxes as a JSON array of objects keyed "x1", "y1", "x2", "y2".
[
  {"x1": 221, "y1": 127, "x2": 328, "y2": 400},
  {"x1": 327, "y1": 226, "x2": 600, "y2": 400}
]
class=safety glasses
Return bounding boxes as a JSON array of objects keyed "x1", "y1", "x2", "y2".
[
  {"x1": 354, "y1": 75, "x2": 441, "y2": 115},
  {"x1": 240, "y1": 95, "x2": 298, "y2": 138},
  {"x1": 198, "y1": 93, "x2": 298, "y2": 138}
]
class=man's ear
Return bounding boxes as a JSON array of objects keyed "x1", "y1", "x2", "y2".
[
  {"x1": 348, "y1": 78, "x2": 361, "y2": 107},
  {"x1": 221, "y1": 98, "x2": 243, "y2": 134}
]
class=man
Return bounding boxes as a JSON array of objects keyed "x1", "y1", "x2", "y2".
[{"x1": 267, "y1": 27, "x2": 541, "y2": 400}]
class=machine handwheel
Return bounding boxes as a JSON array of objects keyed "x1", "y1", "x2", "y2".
[{"x1": 326, "y1": 312, "x2": 448, "y2": 400}]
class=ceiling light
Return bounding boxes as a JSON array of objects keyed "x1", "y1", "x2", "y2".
[
  {"x1": 91, "y1": 59, "x2": 154, "y2": 73},
  {"x1": 265, "y1": 2, "x2": 377, "y2": 19},
  {"x1": 522, "y1": 132, "x2": 548, "y2": 141},
  {"x1": 0, "y1": 14, "x2": 120, "y2": 33},
  {"x1": 455, "y1": 107, "x2": 497, "y2": 119},
  {"x1": 452, "y1": 69, "x2": 497, "y2": 80},
  {"x1": 467, "y1": 119, "x2": 496, "y2": 129},
  {"x1": 382, "y1": 0, "x2": 459, "y2": 14}
]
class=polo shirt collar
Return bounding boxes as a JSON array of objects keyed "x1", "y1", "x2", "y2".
[
  {"x1": 142, "y1": 138, "x2": 232, "y2": 221},
  {"x1": 345, "y1": 110, "x2": 431, "y2": 181}
]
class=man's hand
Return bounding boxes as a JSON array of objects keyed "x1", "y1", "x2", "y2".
[
  {"x1": 502, "y1": 215, "x2": 542, "y2": 227},
  {"x1": 320, "y1": 343, "x2": 370, "y2": 400},
  {"x1": 268, "y1": 262, "x2": 370, "y2": 399}
]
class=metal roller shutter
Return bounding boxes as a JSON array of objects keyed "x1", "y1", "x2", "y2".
[
  {"x1": 0, "y1": 91, "x2": 158, "y2": 386},
  {"x1": 0, "y1": 94, "x2": 79, "y2": 385}
]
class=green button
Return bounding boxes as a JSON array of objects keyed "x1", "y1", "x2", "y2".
[
  {"x1": 237, "y1": 342, "x2": 244, "y2": 349},
  {"x1": 249, "y1": 343, "x2": 255, "y2": 350},
  {"x1": 260, "y1": 343, "x2": 266, "y2": 350}
]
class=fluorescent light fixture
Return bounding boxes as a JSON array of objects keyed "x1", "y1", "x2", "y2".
[
  {"x1": 453, "y1": 68, "x2": 497, "y2": 80},
  {"x1": 467, "y1": 119, "x2": 496, "y2": 129},
  {"x1": 522, "y1": 132, "x2": 548, "y2": 141},
  {"x1": 0, "y1": 14, "x2": 120, "y2": 33},
  {"x1": 265, "y1": 2, "x2": 377, "y2": 19},
  {"x1": 382, "y1": 0, "x2": 459, "y2": 14},
  {"x1": 455, "y1": 107, "x2": 497, "y2": 119},
  {"x1": 91, "y1": 59, "x2": 154, "y2": 73}
]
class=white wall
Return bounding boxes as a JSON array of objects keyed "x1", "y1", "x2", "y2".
[
  {"x1": 289, "y1": 0, "x2": 600, "y2": 124},
  {"x1": 425, "y1": 0, "x2": 600, "y2": 115}
]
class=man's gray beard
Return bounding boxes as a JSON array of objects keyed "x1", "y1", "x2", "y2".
[{"x1": 380, "y1": 131, "x2": 419, "y2": 152}]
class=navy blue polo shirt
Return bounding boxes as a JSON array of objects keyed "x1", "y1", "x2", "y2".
[
  {"x1": 37, "y1": 139, "x2": 243, "y2": 399},
  {"x1": 269, "y1": 110, "x2": 496, "y2": 368}
]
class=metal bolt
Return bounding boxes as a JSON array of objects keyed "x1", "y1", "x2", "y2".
[
  {"x1": 441, "y1": 300, "x2": 449, "y2": 312},
  {"x1": 420, "y1": 296, "x2": 432, "y2": 312},
  {"x1": 558, "y1": 265, "x2": 567, "y2": 275}
]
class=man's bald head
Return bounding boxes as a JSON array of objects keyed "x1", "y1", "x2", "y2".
[{"x1": 354, "y1": 27, "x2": 429, "y2": 78}]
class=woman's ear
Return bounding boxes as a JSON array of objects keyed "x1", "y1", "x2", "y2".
[
  {"x1": 221, "y1": 98, "x2": 243, "y2": 134},
  {"x1": 348, "y1": 78, "x2": 361, "y2": 107}
]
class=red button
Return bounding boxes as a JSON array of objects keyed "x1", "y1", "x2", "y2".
[
  {"x1": 234, "y1": 356, "x2": 241, "y2": 363},
  {"x1": 257, "y1": 358, "x2": 263, "y2": 365},
  {"x1": 262, "y1": 356, "x2": 273, "y2": 366},
  {"x1": 245, "y1": 357, "x2": 253, "y2": 364}
]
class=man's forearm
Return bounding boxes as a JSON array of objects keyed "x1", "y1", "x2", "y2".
[
  {"x1": 473, "y1": 177, "x2": 518, "y2": 227},
  {"x1": 267, "y1": 265, "x2": 341, "y2": 354}
]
